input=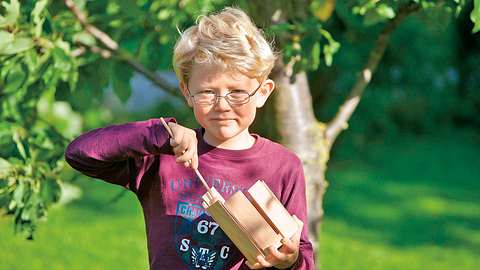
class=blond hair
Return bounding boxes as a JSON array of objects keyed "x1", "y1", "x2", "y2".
[{"x1": 173, "y1": 7, "x2": 276, "y2": 85}]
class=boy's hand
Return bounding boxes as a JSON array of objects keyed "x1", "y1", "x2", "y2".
[
  {"x1": 167, "y1": 122, "x2": 198, "y2": 170},
  {"x1": 246, "y1": 216, "x2": 303, "y2": 269}
]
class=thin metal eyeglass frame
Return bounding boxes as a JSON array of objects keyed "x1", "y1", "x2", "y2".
[{"x1": 186, "y1": 82, "x2": 263, "y2": 106}]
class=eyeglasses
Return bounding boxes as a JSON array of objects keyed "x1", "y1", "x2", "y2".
[{"x1": 186, "y1": 82, "x2": 263, "y2": 106}]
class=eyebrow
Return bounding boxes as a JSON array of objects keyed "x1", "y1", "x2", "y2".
[{"x1": 194, "y1": 84, "x2": 249, "y2": 90}]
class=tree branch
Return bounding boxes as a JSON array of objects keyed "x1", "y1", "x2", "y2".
[
  {"x1": 64, "y1": 0, "x2": 182, "y2": 98},
  {"x1": 324, "y1": 3, "x2": 421, "y2": 147},
  {"x1": 64, "y1": 0, "x2": 118, "y2": 51}
]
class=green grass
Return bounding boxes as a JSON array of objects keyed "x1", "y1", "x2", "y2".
[
  {"x1": 321, "y1": 130, "x2": 480, "y2": 270},
  {"x1": 0, "y1": 180, "x2": 149, "y2": 270},
  {"x1": 1, "y1": 130, "x2": 479, "y2": 269}
]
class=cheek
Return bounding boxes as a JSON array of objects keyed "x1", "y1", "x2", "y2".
[
  {"x1": 192, "y1": 104, "x2": 257, "y2": 127},
  {"x1": 234, "y1": 105, "x2": 257, "y2": 124},
  {"x1": 192, "y1": 106, "x2": 210, "y2": 125}
]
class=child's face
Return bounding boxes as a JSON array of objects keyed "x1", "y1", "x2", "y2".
[{"x1": 180, "y1": 63, "x2": 274, "y2": 145}]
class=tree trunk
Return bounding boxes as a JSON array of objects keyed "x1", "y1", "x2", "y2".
[{"x1": 271, "y1": 60, "x2": 329, "y2": 251}]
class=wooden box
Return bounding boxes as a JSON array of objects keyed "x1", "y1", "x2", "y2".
[{"x1": 202, "y1": 180, "x2": 301, "y2": 264}]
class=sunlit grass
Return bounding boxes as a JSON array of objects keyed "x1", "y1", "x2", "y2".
[
  {"x1": 321, "y1": 130, "x2": 480, "y2": 270},
  {"x1": 0, "y1": 180, "x2": 149, "y2": 270}
]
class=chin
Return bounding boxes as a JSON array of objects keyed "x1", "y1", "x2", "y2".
[
  {"x1": 209, "y1": 125, "x2": 243, "y2": 141},
  {"x1": 214, "y1": 127, "x2": 240, "y2": 140}
]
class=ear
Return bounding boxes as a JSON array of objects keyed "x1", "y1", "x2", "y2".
[
  {"x1": 255, "y1": 79, "x2": 275, "y2": 108},
  {"x1": 179, "y1": 81, "x2": 193, "y2": 107}
]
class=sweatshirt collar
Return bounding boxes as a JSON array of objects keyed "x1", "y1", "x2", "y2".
[{"x1": 196, "y1": 128, "x2": 265, "y2": 159}]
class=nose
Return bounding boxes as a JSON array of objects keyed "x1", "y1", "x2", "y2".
[{"x1": 213, "y1": 96, "x2": 231, "y2": 111}]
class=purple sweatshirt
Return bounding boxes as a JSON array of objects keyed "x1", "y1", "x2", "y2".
[{"x1": 64, "y1": 118, "x2": 315, "y2": 270}]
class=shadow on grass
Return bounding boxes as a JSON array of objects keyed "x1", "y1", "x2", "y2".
[
  {"x1": 324, "y1": 130, "x2": 480, "y2": 251},
  {"x1": 66, "y1": 178, "x2": 141, "y2": 217}
]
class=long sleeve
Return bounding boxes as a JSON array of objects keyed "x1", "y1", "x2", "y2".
[
  {"x1": 64, "y1": 118, "x2": 175, "y2": 192},
  {"x1": 281, "y1": 158, "x2": 316, "y2": 270}
]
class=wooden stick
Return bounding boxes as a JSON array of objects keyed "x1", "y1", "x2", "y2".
[{"x1": 159, "y1": 117, "x2": 212, "y2": 193}]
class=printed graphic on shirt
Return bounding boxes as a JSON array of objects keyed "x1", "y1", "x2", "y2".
[{"x1": 170, "y1": 176, "x2": 245, "y2": 270}]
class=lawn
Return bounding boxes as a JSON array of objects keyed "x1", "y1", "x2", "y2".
[
  {"x1": 1, "y1": 130, "x2": 479, "y2": 269},
  {"x1": 321, "y1": 129, "x2": 480, "y2": 270}
]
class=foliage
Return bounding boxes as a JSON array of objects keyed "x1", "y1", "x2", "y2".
[
  {"x1": 0, "y1": 0, "x2": 80, "y2": 239},
  {"x1": 268, "y1": 16, "x2": 341, "y2": 72},
  {"x1": 313, "y1": 0, "x2": 479, "y2": 140},
  {"x1": 0, "y1": 0, "x2": 478, "y2": 240}
]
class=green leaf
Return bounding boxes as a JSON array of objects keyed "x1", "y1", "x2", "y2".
[
  {"x1": 471, "y1": 0, "x2": 480, "y2": 33},
  {"x1": 31, "y1": 0, "x2": 48, "y2": 38},
  {"x1": 24, "y1": 48, "x2": 38, "y2": 72},
  {"x1": 310, "y1": 0, "x2": 336, "y2": 21},
  {"x1": 117, "y1": 0, "x2": 144, "y2": 18},
  {"x1": 0, "y1": 30, "x2": 13, "y2": 50},
  {"x1": 364, "y1": 10, "x2": 385, "y2": 26},
  {"x1": 12, "y1": 129, "x2": 27, "y2": 160},
  {"x1": 376, "y1": 4, "x2": 395, "y2": 19},
  {"x1": 139, "y1": 33, "x2": 161, "y2": 70},
  {"x1": 52, "y1": 46, "x2": 72, "y2": 73},
  {"x1": 0, "y1": 157, "x2": 11, "y2": 174},
  {"x1": 73, "y1": 31, "x2": 96, "y2": 47},
  {"x1": 69, "y1": 70, "x2": 79, "y2": 91},
  {"x1": 21, "y1": 205, "x2": 33, "y2": 220},
  {"x1": 12, "y1": 180, "x2": 25, "y2": 208},
  {"x1": 40, "y1": 179, "x2": 61, "y2": 205},
  {"x1": 0, "y1": 36, "x2": 34, "y2": 55},
  {"x1": 320, "y1": 29, "x2": 340, "y2": 66},
  {"x1": 3, "y1": 61, "x2": 27, "y2": 93},
  {"x1": 0, "y1": 0, "x2": 20, "y2": 28},
  {"x1": 110, "y1": 63, "x2": 133, "y2": 102},
  {"x1": 311, "y1": 42, "x2": 321, "y2": 69}
]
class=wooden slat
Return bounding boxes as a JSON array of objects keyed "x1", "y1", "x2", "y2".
[
  {"x1": 225, "y1": 191, "x2": 282, "y2": 251},
  {"x1": 247, "y1": 180, "x2": 299, "y2": 239},
  {"x1": 205, "y1": 199, "x2": 262, "y2": 263}
]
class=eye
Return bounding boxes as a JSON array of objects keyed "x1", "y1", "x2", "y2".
[
  {"x1": 228, "y1": 90, "x2": 249, "y2": 101},
  {"x1": 230, "y1": 89, "x2": 248, "y2": 94},
  {"x1": 196, "y1": 89, "x2": 215, "y2": 95},
  {"x1": 229, "y1": 90, "x2": 249, "y2": 97}
]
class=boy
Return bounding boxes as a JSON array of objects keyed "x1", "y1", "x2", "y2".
[{"x1": 65, "y1": 7, "x2": 314, "y2": 270}]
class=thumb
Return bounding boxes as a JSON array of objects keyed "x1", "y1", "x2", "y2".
[{"x1": 165, "y1": 121, "x2": 176, "y2": 137}]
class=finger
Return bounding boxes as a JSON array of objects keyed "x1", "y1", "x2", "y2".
[
  {"x1": 279, "y1": 238, "x2": 297, "y2": 254},
  {"x1": 170, "y1": 124, "x2": 184, "y2": 146},
  {"x1": 245, "y1": 260, "x2": 262, "y2": 269},
  {"x1": 265, "y1": 246, "x2": 287, "y2": 262},
  {"x1": 176, "y1": 141, "x2": 196, "y2": 163},
  {"x1": 173, "y1": 143, "x2": 188, "y2": 156},
  {"x1": 191, "y1": 150, "x2": 199, "y2": 170},
  {"x1": 256, "y1": 254, "x2": 274, "y2": 268},
  {"x1": 180, "y1": 132, "x2": 196, "y2": 152},
  {"x1": 176, "y1": 149, "x2": 193, "y2": 163},
  {"x1": 165, "y1": 122, "x2": 175, "y2": 137}
]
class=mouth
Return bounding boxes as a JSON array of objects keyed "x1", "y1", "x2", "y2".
[
  {"x1": 211, "y1": 118, "x2": 235, "y2": 124},
  {"x1": 211, "y1": 118, "x2": 235, "y2": 121}
]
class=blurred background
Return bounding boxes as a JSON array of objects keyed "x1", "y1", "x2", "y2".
[{"x1": 0, "y1": 0, "x2": 479, "y2": 269}]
